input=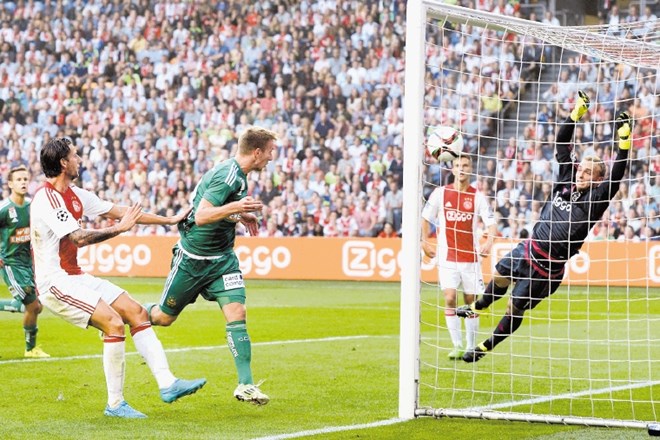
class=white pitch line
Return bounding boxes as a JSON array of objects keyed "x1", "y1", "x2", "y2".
[
  {"x1": 252, "y1": 418, "x2": 406, "y2": 440},
  {"x1": 0, "y1": 335, "x2": 394, "y2": 365},
  {"x1": 472, "y1": 379, "x2": 660, "y2": 411}
]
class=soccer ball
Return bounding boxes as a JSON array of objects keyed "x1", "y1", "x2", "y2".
[{"x1": 426, "y1": 126, "x2": 464, "y2": 162}]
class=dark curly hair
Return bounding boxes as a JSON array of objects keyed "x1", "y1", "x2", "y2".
[{"x1": 40, "y1": 137, "x2": 73, "y2": 178}]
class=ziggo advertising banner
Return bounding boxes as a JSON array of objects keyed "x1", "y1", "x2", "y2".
[{"x1": 80, "y1": 237, "x2": 660, "y2": 287}]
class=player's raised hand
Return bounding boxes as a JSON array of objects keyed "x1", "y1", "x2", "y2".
[
  {"x1": 615, "y1": 111, "x2": 632, "y2": 150},
  {"x1": 117, "y1": 202, "x2": 143, "y2": 233}
]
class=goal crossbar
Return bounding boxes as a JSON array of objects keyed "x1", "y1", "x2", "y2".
[{"x1": 425, "y1": 2, "x2": 660, "y2": 69}]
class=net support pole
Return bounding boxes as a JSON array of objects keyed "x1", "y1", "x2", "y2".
[{"x1": 398, "y1": 0, "x2": 426, "y2": 420}]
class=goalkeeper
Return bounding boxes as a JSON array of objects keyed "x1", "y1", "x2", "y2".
[{"x1": 457, "y1": 91, "x2": 632, "y2": 363}]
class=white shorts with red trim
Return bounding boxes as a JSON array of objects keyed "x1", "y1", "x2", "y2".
[
  {"x1": 437, "y1": 261, "x2": 485, "y2": 294},
  {"x1": 39, "y1": 273, "x2": 125, "y2": 329}
]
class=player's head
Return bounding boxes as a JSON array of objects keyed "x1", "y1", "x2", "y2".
[
  {"x1": 451, "y1": 154, "x2": 473, "y2": 185},
  {"x1": 238, "y1": 127, "x2": 277, "y2": 172},
  {"x1": 40, "y1": 137, "x2": 80, "y2": 179},
  {"x1": 576, "y1": 155, "x2": 607, "y2": 191},
  {"x1": 7, "y1": 165, "x2": 29, "y2": 196}
]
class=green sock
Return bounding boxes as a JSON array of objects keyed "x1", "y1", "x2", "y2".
[
  {"x1": 226, "y1": 320, "x2": 253, "y2": 384},
  {"x1": 0, "y1": 299, "x2": 24, "y2": 313},
  {"x1": 24, "y1": 325, "x2": 37, "y2": 351}
]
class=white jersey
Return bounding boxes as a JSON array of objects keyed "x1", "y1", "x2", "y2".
[
  {"x1": 31, "y1": 182, "x2": 112, "y2": 291},
  {"x1": 422, "y1": 183, "x2": 495, "y2": 263}
]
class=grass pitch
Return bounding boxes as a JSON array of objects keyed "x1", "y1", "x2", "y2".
[{"x1": 0, "y1": 279, "x2": 655, "y2": 439}]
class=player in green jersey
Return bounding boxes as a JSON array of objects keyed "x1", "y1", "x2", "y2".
[
  {"x1": 0, "y1": 165, "x2": 49, "y2": 358},
  {"x1": 146, "y1": 127, "x2": 276, "y2": 405}
]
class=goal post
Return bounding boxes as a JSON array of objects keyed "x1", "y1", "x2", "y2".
[
  {"x1": 398, "y1": 0, "x2": 426, "y2": 420},
  {"x1": 399, "y1": 0, "x2": 660, "y2": 430}
]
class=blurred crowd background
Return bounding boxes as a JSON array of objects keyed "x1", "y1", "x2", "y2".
[{"x1": 0, "y1": 0, "x2": 657, "y2": 242}]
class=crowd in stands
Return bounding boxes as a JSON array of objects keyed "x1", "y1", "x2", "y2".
[{"x1": 0, "y1": 0, "x2": 657, "y2": 243}]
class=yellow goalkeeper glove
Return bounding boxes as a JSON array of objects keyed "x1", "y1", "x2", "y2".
[
  {"x1": 570, "y1": 90, "x2": 590, "y2": 122},
  {"x1": 616, "y1": 111, "x2": 632, "y2": 150}
]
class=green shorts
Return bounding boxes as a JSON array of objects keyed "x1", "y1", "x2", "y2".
[
  {"x1": 1, "y1": 264, "x2": 37, "y2": 305},
  {"x1": 159, "y1": 245, "x2": 246, "y2": 316}
]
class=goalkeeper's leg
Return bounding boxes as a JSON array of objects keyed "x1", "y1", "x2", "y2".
[
  {"x1": 463, "y1": 299, "x2": 527, "y2": 363},
  {"x1": 475, "y1": 276, "x2": 510, "y2": 310},
  {"x1": 457, "y1": 274, "x2": 510, "y2": 318}
]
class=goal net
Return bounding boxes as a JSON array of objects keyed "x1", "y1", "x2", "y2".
[{"x1": 399, "y1": 1, "x2": 660, "y2": 430}]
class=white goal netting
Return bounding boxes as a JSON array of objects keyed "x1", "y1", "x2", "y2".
[{"x1": 401, "y1": 0, "x2": 660, "y2": 430}]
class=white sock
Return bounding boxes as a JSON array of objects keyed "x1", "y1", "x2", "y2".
[
  {"x1": 103, "y1": 336, "x2": 126, "y2": 408},
  {"x1": 131, "y1": 322, "x2": 176, "y2": 389},
  {"x1": 465, "y1": 315, "x2": 480, "y2": 350},
  {"x1": 445, "y1": 311, "x2": 463, "y2": 348}
]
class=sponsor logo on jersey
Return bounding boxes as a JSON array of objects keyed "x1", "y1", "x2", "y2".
[
  {"x1": 9, "y1": 227, "x2": 30, "y2": 244},
  {"x1": 446, "y1": 211, "x2": 473, "y2": 222},
  {"x1": 552, "y1": 193, "x2": 571, "y2": 212}
]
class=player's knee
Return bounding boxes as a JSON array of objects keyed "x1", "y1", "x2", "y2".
[
  {"x1": 106, "y1": 315, "x2": 126, "y2": 336},
  {"x1": 26, "y1": 300, "x2": 42, "y2": 314},
  {"x1": 493, "y1": 272, "x2": 511, "y2": 288},
  {"x1": 122, "y1": 301, "x2": 149, "y2": 326}
]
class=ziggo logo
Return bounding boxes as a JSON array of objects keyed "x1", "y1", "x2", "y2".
[
  {"x1": 446, "y1": 211, "x2": 472, "y2": 222},
  {"x1": 79, "y1": 243, "x2": 151, "y2": 273},
  {"x1": 235, "y1": 245, "x2": 291, "y2": 275},
  {"x1": 341, "y1": 241, "x2": 435, "y2": 278}
]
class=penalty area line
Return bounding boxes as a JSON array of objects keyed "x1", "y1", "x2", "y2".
[
  {"x1": 252, "y1": 418, "x2": 406, "y2": 440},
  {"x1": 0, "y1": 334, "x2": 394, "y2": 365}
]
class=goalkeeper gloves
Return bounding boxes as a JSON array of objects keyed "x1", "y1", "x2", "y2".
[
  {"x1": 616, "y1": 111, "x2": 632, "y2": 150},
  {"x1": 570, "y1": 90, "x2": 590, "y2": 122}
]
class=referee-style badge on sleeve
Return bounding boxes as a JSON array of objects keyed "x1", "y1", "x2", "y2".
[{"x1": 223, "y1": 273, "x2": 245, "y2": 290}]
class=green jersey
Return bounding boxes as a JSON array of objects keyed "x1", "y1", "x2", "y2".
[
  {"x1": 0, "y1": 198, "x2": 32, "y2": 267},
  {"x1": 179, "y1": 158, "x2": 248, "y2": 257}
]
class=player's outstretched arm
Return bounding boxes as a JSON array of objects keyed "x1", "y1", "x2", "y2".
[
  {"x1": 195, "y1": 196, "x2": 263, "y2": 226},
  {"x1": 611, "y1": 111, "x2": 632, "y2": 182},
  {"x1": 103, "y1": 204, "x2": 192, "y2": 226},
  {"x1": 555, "y1": 90, "x2": 590, "y2": 182},
  {"x1": 68, "y1": 203, "x2": 142, "y2": 247}
]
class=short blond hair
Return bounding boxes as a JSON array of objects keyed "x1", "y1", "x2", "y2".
[
  {"x1": 238, "y1": 127, "x2": 278, "y2": 154},
  {"x1": 583, "y1": 155, "x2": 607, "y2": 179}
]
